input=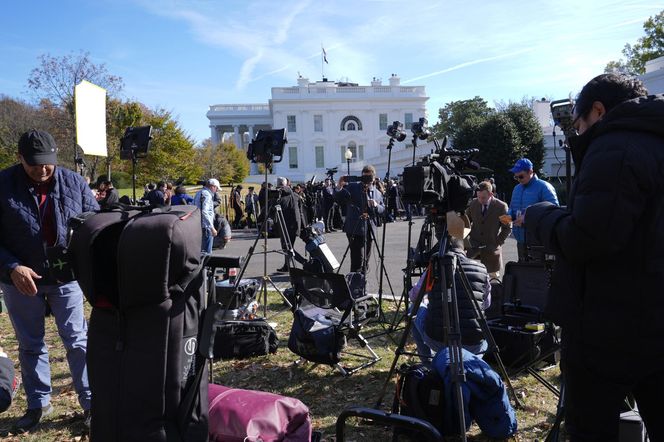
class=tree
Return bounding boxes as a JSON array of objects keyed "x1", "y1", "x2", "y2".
[
  {"x1": 432, "y1": 96, "x2": 494, "y2": 141},
  {"x1": 27, "y1": 51, "x2": 124, "y2": 175},
  {"x1": 436, "y1": 97, "x2": 547, "y2": 200},
  {"x1": 196, "y1": 138, "x2": 250, "y2": 185},
  {"x1": 137, "y1": 109, "x2": 203, "y2": 185},
  {"x1": 605, "y1": 10, "x2": 664, "y2": 75},
  {"x1": 0, "y1": 96, "x2": 39, "y2": 168}
]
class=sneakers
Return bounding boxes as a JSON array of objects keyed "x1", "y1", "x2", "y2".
[
  {"x1": 12, "y1": 404, "x2": 53, "y2": 434},
  {"x1": 276, "y1": 266, "x2": 289, "y2": 273}
]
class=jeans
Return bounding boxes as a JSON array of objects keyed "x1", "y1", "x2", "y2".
[
  {"x1": 1, "y1": 281, "x2": 91, "y2": 410},
  {"x1": 201, "y1": 228, "x2": 214, "y2": 255}
]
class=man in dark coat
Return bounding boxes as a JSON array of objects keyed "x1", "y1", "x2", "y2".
[
  {"x1": 526, "y1": 74, "x2": 664, "y2": 440},
  {"x1": 274, "y1": 177, "x2": 306, "y2": 272},
  {"x1": 98, "y1": 180, "x2": 119, "y2": 208},
  {"x1": 0, "y1": 130, "x2": 98, "y2": 433}
]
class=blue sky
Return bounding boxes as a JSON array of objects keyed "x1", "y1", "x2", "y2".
[{"x1": 0, "y1": 0, "x2": 660, "y2": 144}]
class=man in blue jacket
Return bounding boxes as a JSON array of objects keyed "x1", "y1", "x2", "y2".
[
  {"x1": 0, "y1": 130, "x2": 99, "y2": 433},
  {"x1": 506, "y1": 158, "x2": 558, "y2": 261}
]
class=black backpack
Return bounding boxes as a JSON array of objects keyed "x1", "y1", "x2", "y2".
[
  {"x1": 69, "y1": 205, "x2": 208, "y2": 442},
  {"x1": 392, "y1": 364, "x2": 445, "y2": 438}
]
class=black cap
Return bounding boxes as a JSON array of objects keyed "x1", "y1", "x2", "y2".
[{"x1": 18, "y1": 130, "x2": 58, "y2": 166}]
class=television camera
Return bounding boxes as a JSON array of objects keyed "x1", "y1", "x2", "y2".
[
  {"x1": 550, "y1": 99, "x2": 576, "y2": 138},
  {"x1": 401, "y1": 142, "x2": 479, "y2": 213}
]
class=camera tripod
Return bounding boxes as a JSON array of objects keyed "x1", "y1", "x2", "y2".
[{"x1": 374, "y1": 227, "x2": 522, "y2": 441}]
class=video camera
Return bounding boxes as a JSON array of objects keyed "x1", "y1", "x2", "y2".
[
  {"x1": 411, "y1": 117, "x2": 431, "y2": 141},
  {"x1": 326, "y1": 167, "x2": 338, "y2": 180},
  {"x1": 247, "y1": 129, "x2": 287, "y2": 164},
  {"x1": 401, "y1": 141, "x2": 479, "y2": 213},
  {"x1": 550, "y1": 99, "x2": 576, "y2": 138},
  {"x1": 386, "y1": 121, "x2": 407, "y2": 141}
]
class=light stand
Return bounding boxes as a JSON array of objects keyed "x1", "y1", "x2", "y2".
[
  {"x1": 120, "y1": 126, "x2": 153, "y2": 204},
  {"x1": 345, "y1": 148, "x2": 353, "y2": 176}
]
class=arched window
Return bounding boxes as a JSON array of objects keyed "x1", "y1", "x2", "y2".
[{"x1": 340, "y1": 115, "x2": 362, "y2": 131}]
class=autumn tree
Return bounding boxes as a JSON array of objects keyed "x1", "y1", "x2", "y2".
[
  {"x1": 605, "y1": 10, "x2": 664, "y2": 75},
  {"x1": 26, "y1": 51, "x2": 124, "y2": 175},
  {"x1": 196, "y1": 138, "x2": 250, "y2": 185},
  {"x1": 0, "y1": 96, "x2": 40, "y2": 168}
]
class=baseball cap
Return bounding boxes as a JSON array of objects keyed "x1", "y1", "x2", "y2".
[
  {"x1": 207, "y1": 178, "x2": 220, "y2": 188},
  {"x1": 509, "y1": 158, "x2": 533, "y2": 174},
  {"x1": 18, "y1": 130, "x2": 58, "y2": 166}
]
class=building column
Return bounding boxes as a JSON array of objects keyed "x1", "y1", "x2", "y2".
[
  {"x1": 248, "y1": 125, "x2": 255, "y2": 143},
  {"x1": 233, "y1": 125, "x2": 242, "y2": 149},
  {"x1": 210, "y1": 126, "x2": 220, "y2": 145}
]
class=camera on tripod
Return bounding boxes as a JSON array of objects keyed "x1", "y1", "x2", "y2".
[
  {"x1": 401, "y1": 143, "x2": 479, "y2": 213},
  {"x1": 411, "y1": 118, "x2": 431, "y2": 141},
  {"x1": 326, "y1": 167, "x2": 338, "y2": 180},
  {"x1": 247, "y1": 129, "x2": 287, "y2": 164},
  {"x1": 386, "y1": 121, "x2": 407, "y2": 141}
]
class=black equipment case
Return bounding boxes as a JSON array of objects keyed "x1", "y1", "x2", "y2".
[
  {"x1": 486, "y1": 261, "x2": 560, "y2": 374},
  {"x1": 69, "y1": 205, "x2": 208, "y2": 442},
  {"x1": 214, "y1": 278, "x2": 260, "y2": 309}
]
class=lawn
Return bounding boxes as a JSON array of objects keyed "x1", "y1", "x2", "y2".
[{"x1": 0, "y1": 289, "x2": 562, "y2": 441}]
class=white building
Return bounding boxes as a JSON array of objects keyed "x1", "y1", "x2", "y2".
[
  {"x1": 207, "y1": 75, "x2": 429, "y2": 181},
  {"x1": 640, "y1": 56, "x2": 664, "y2": 94}
]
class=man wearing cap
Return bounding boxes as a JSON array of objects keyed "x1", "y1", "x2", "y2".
[
  {"x1": 0, "y1": 129, "x2": 98, "y2": 433},
  {"x1": 194, "y1": 178, "x2": 220, "y2": 255},
  {"x1": 505, "y1": 158, "x2": 558, "y2": 261}
]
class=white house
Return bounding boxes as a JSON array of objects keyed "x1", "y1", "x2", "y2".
[
  {"x1": 640, "y1": 56, "x2": 664, "y2": 94},
  {"x1": 207, "y1": 75, "x2": 429, "y2": 181}
]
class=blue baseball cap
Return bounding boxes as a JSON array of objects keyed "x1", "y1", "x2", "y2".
[{"x1": 509, "y1": 158, "x2": 533, "y2": 174}]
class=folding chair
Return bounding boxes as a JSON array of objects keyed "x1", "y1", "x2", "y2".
[{"x1": 287, "y1": 268, "x2": 380, "y2": 376}]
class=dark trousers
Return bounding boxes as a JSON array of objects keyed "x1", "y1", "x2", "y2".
[
  {"x1": 348, "y1": 233, "x2": 371, "y2": 273},
  {"x1": 562, "y1": 344, "x2": 664, "y2": 441},
  {"x1": 233, "y1": 207, "x2": 242, "y2": 227}
]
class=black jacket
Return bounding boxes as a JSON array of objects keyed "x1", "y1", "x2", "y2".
[
  {"x1": 275, "y1": 186, "x2": 301, "y2": 240},
  {"x1": 425, "y1": 249, "x2": 489, "y2": 346},
  {"x1": 527, "y1": 95, "x2": 664, "y2": 364}
]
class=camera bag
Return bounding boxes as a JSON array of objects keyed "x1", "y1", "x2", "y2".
[
  {"x1": 69, "y1": 205, "x2": 208, "y2": 442},
  {"x1": 392, "y1": 363, "x2": 445, "y2": 438},
  {"x1": 287, "y1": 308, "x2": 346, "y2": 365},
  {"x1": 212, "y1": 318, "x2": 278, "y2": 360},
  {"x1": 485, "y1": 261, "x2": 560, "y2": 374},
  {"x1": 214, "y1": 278, "x2": 259, "y2": 309}
]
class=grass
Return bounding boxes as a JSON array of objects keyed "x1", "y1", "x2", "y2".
[{"x1": 0, "y1": 289, "x2": 563, "y2": 441}]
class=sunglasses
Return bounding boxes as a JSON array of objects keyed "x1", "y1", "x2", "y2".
[{"x1": 514, "y1": 174, "x2": 527, "y2": 181}]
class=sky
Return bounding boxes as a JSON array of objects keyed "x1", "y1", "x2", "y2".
[{"x1": 0, "y1": 0, "x2": 660, "y2": 144}]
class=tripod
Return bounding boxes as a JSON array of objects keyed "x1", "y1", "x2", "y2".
[
  {"x1": 233, "y1": 165, "x2": 294, "y2": 318},
  {"x1": 375, "y1": 226, "x2": 522, "y2": 440}
]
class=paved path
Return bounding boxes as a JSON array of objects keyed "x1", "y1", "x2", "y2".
[{"x1": 215, "y1": 217, "x2": 518, "y2": 298}]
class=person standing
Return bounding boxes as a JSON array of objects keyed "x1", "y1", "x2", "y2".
[
  {"x1": 526, "y1": 74, "x2": 664, "y2": 440},
  {"x1": 465, "y1": 181, "x2": 512, "y2": 278},
  {"x1": 231, "y1": 185, "x2": 243, "y2": 228},
  {"x1": 244, "y1": 186, "x2": 258, "y2": 228},
  {"x1": 335, "y1": 165, "x2": 385, "y2": 273},
  {"x1": 506, "y1": 158, "x2": 558, "y2": 261},
  {"x1": 0, "y1": 130, "x2": 98, "y2": 433},
  {"x1": 193, "y1": 178, "x2": 220, "y2": 255},
  {"x1": 274, "y1": 177, "x2": 306, "y2": 272}
]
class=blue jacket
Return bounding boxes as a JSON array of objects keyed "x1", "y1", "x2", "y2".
[
  {"x1": 0, "y1": 164, "x2": 99, "y2": 284},
  {"x1": 334, "y1": 183, "x2": 384, "y2": 236},
  {"x1": 508, "y1": 175, "x2": 558, "y2": 242},
  {"x1": 433, "y1": 348, "x2": 517, "y2": 439}
]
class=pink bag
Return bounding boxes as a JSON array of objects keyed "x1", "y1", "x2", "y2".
[{"x1": 208, "y1": 384, "x2": 312, "y2": 442}]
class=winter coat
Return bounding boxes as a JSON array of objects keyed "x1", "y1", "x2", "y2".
[
  {"x1": 465, "y1": 197, "x2": 511, "y2": 273},
  {"x1": 508, "y1": 175, "x2": 558, "y2": 243},
  {"x1": 275, "y1": 186, "x2": 302, "y2": 240},
  {"x1": 425, "y1": 249, "x2": 490, "y2": 346},
  {"x1": 0, "y1": 164, "x2": 99, "y2": 284},
  {"x1": 526, "y1": 95, "x2": 664, "y2": 370},
  {"x1": 334, "y1": 182, "x2": 385, "y2": 236}
]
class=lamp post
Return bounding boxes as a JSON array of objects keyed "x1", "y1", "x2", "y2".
[{"x1": 345, "y1": 148, "x2": 353, "y2": 176}]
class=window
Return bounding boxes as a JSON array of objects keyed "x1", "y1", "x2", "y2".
[
  {"x1": 340, "y1": 115, "x2": 362, "y2": 131},
  {"x1": 314, "y1": 114, "x2": 323, "y2": 132},
  {"x1": 287, "y1": 115, "x2": 297, "y2": 133},
  {"x1": 340, "y1": 142, "x2": 364, "y2": 162},
  {"x1": 289, "y1": 145, "x2": 298, "y2": 169},
  {"x1": 315, "y1": 145, "x2": 325, "y2": 168},
  {"x1": 379, "y1": 113, "x2": 388, "y2": 131},
  {"x1": 405, "y1": 113, "x2": 413, "y2": 129}
]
